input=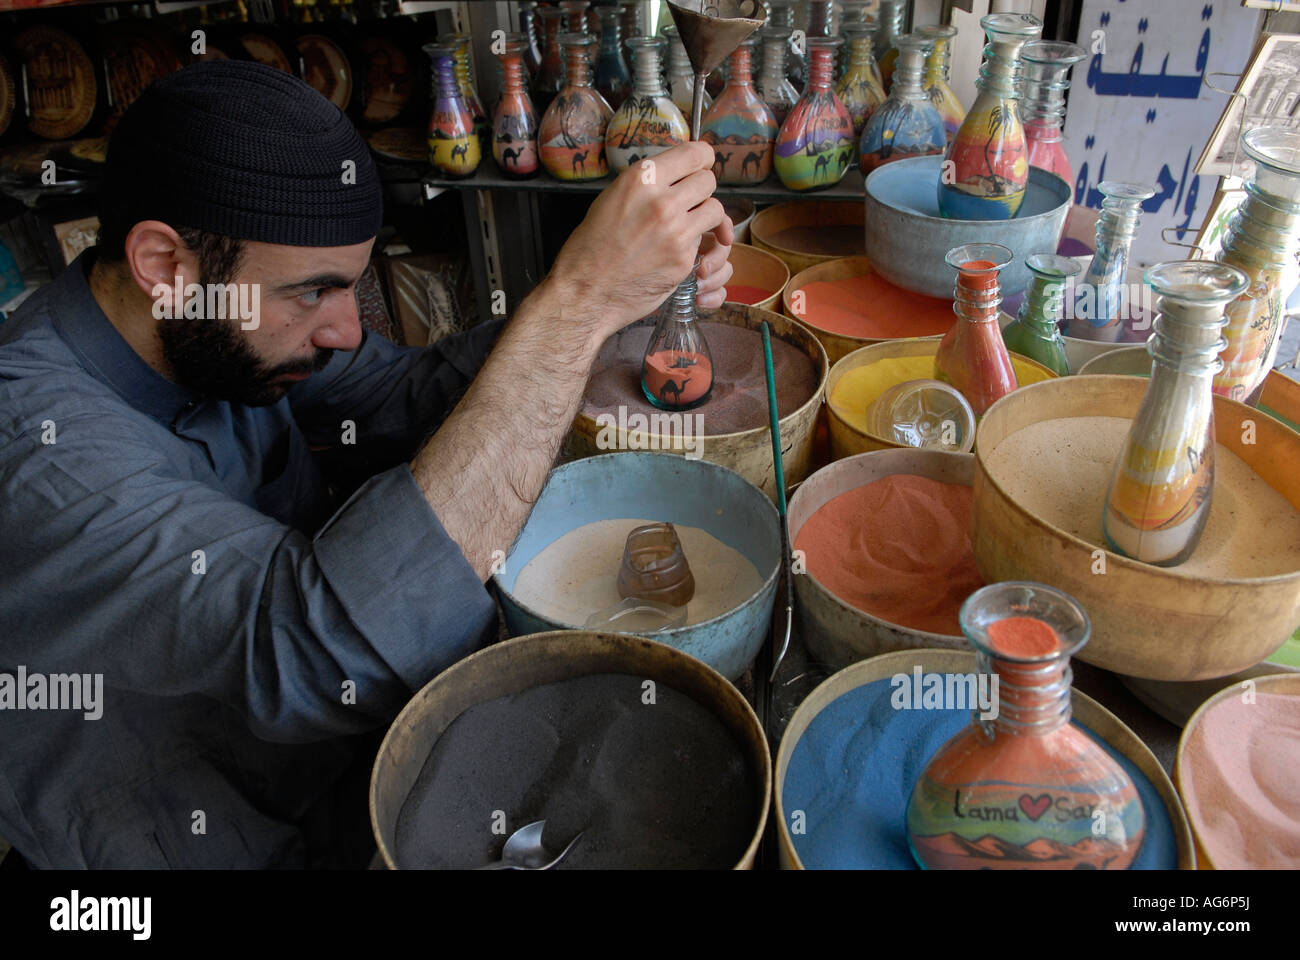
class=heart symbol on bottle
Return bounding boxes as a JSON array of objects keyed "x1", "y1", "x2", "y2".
[{"x1": 1019, "y1": 793, "x2": 1052, "y2": 821}]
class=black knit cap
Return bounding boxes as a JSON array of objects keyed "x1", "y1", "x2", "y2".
[{"x1": 100, "y1": 60, "x2": 382, "y2": 247}]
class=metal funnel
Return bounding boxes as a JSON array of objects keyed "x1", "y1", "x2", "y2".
[{"x1": 666, "y1": 0, "x2": 765, "y2": 137}]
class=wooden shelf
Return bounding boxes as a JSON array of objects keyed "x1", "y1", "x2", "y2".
[{"x1": 423, "y1": 166, "x2": 868, "y2": 203}]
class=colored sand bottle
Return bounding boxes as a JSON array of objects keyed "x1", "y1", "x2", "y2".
[
  {"x1": 1214, "y1": 126, "x2": 1300, "y2": 403},
  {"x1": 1019, "y1": 39, "x2": 1086, "y2": 189},
  {"x1": 439, "y1": 33, "x2": 489, "y2": 154},
  {"x1": 517, "y1": 2, "x2": 543, "y2": 78},
  {"x1": 907, "y1": 581, "x2": 1146, "y2": 871},
  {"x1": 1066, "y1": 181, "x2": 1156, "y2": 342},
  {"x1": 641, "y1": 269, "x2": 714, "y2": 411},
  {"x1": 938, "y1": 12, "x2": 1042, "y2": 221},
  {"x1": 539, "y1": 33, "x2": 613, "y2": 182},
  {"x1": 606, "y1": 35, "x2": 687, "y2": 173},
  {"x1": 594, "y1": 4, "x2": 632, "y2": 110},
  {"x1": 424, "y1": 42, "x2": 481, "y2": 179},
  {"x1": 664, "y1": 26, "x2": 711, "y2": 118},
  {"x1": 935, "y1": 243, "x2": 1018, "y2": 416},
  {"x1": 917, "y1": 23, "x2": 964, "y2": 144},
  {"x1": 757, "y1": 26, "x2": 800, "y2": 128},
  {"x1": 702, "y1": 37, "x2": 776, "y2": 185},
  {"x1": 774, "y1": 36, "x2": 853, "y2": 192},
  {"x1": 533, "y1": 6, "x2": 567, "y2": 113},
  {"x1": 858, "y1": 33, "x2": 945, "y2": 174},
  {"x1": 1102, "y1": 261, "x2": 1248, "y2": 567},
  {"x1": 836, "y1": 21, "x2": 886, "y2": 161},
  {"x1": 492, "y1": 33, "x2": 540, "y2": 179},
  {"x1": 837, "y1": 2, "x2": 880, "y2": 81},
  {"x1": 874, "y1": 0, "x2": 907, "y2": 92},
  {"x1": 1001, "y1": 254, "x2": 1082, "y2": 377}
]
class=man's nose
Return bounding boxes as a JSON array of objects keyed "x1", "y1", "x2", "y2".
[{"x1": 310, "y1": 295, "x2": 363, "y2": 352}]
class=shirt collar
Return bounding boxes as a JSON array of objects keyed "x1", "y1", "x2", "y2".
[{"x1": 50, "y1": 249, "x2": 200, "y2": 424}]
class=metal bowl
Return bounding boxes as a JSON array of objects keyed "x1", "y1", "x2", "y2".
[
  {"x1": 864, "y1": 156, "x2": 1072, "y2": 299},
  {"x1": 494, "y1": 452, "x2": 780, "y2": 680}
]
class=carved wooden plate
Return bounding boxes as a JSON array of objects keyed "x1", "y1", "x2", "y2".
[
  {"x1": 239, "y1": 33, "x2": 293, "y2": 74},
  {"x1": 15, "y1": 26, "x2": 98, "y2": 140},
  {"x1": 296, "y1": 34, "x2": 351, "y2": 110}
]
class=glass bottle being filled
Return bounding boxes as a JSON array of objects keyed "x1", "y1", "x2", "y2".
[
  {"x1": 641, "y1": 272, "x2": 714, "y2": 411},
  {"x1": 1102, "y1": 261, "x2": 1249, "y2": 567}
]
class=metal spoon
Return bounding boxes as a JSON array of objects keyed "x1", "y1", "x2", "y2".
[{"x1": 477, "y1": 820, "x2": 585, "y2": 870}]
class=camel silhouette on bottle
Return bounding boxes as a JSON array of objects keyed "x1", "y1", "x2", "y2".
[
  {"x1": 451, "y1": 142, "x2": 469, "y2": 164},
  {"x1": 572, "y1": 150, "x2": 588, "y2": 174},
  {"x1": 814, "y1": 152, "x2": 831, "y2": 180},
  {"x1": 659, "y1": 377, "x2": 688, "y2": 406},
  {"x1": 741, "y1": 150, "x2": 764, "y2": 179},
  {"x1": 501, "y1": 146, "x2": 523, "y2": 167},
  {"x1": 713, "y1": 150, "x2": 729, "y2": 177}
]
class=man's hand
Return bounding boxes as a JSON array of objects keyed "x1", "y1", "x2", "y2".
[{"x1": 548, "y1": 142, "x2": 731, "y2": 336}]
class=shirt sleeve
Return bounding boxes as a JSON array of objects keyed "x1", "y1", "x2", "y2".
[{"x1": 0, "y1": 400, "x2": 497, "y2": 744}]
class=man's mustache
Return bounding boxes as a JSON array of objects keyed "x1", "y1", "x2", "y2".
[{"x1": 266, "y1": 348, "x2": 334, "y2": 379}]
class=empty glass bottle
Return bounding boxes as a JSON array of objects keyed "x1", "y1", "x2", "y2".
[
  {"x1": 874, "y1": 0, "x2": 907, "y2": 91},
  {"x1": 424, "y1": 42, "x2": 481, "y2": 178},
  {"x1": 907, "y1": 581, "x2": 1146, "y2": 871},
  {"x1": 539, "y1": 33, "x2": 613, "y2": 181},
  {"x1": 664, "y1": 25, "x2": 711, "y2": 117},
  {"x1": 836, "y1": 21, "x2": 886, "y2": 159},
  {"x1": 1001, "y1": 254, "x2": 1082, "y2": 377},
  {"x1": 757, "y1": 25, "x2": 800, "y2": 127},
  {"x1": 439, "y1": 32, "x2": 489, "y2": 154},
  {"x1": 1020, "y1": 39, "x2": 1087, "y2": 189},
  {"x1": 642, "y1": 270, "x2": 714, "y2": 411},
  {"x1": 492, "y1": 33, "x2": 539, "y2": 179},
  {"x1": 594, "y1": 4, "x2": 632, "y2": 110},
  {"x1": 534, "y1": 6, "x2": 567, "y2": 113},
  {"x1": 702, "y1": 36, "x2": 776, "y2": 185},
  {"x1": 1215, "y1": 126, "x2": 1300, "y2": 403},
  {"x1": 858, "y1": 33, "x2": 945, "y2": 174},
  {"x1": 1066, "y1": 181, "x2": 1156, "y2": 342},
  {"x1": 939, "y1": 12, "x2": 1042, "y2": 221},
  {"x1": 774, "y1": 36, "x2": 853, "y2": 191},
  {"x1": 1103, "y1": 261, "x2": 1249, "y2": 566},
  {"x1": 935, "y1": 243, "x2": 1018, "y2": 417},
  {"x1": 917, "y1": 23, "x2": 964, "y2": 144},
  {"x1": 606, "y1": 35, "x2": 687, "y2": 173}
]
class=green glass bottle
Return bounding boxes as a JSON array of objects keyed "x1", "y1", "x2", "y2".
[{"x1": 1001, "y1": 254, "x2": 1082, "y2": 377}]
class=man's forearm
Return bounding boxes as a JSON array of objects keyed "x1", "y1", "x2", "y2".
[{"x1": 409, "y1": 276, "x2": 602, "y2": 579}]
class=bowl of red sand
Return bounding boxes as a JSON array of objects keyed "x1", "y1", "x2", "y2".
[
  {"x1": 1174, "y1": 673, "x2": 1300, "y2": 869},
  {"x1": 782, "y1": 257, "x2": 957, "y2": 365},
  {"x1": 974, "y1": 375, "x2": 1300, "y2": 681},
  {"x1": 825, "y1": 337, "x2": 1058, "y2": 460},
  {"x1": 724, "y1": 243, "x2": 789, "y2": 312},
  {"x1": 750, "y1": 199, "x2": 866, "y2": 277},
  {"x1": 788, "y1": 448, "x2": 982, "y2": 668}
]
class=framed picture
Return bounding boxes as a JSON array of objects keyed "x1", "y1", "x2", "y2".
[{"x1": 1197, "y1": 33, "x2": 1300, "y2": 178}]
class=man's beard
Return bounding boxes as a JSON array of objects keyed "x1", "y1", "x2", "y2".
[{"x1": 158, "y1": 312, "x2": 333, "y2": 407}]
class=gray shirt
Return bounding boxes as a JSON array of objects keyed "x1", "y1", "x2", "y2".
[{"x1": 0, "y1": 252, "x2": 501, "y2": 867}]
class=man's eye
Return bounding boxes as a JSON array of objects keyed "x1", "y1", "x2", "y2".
[{"x1": 300, "y1": 288, "x2": 326, "y2": 305}]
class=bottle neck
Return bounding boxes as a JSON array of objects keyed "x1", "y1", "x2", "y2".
[
  {"x1": 1092, "y1": 198, "x2": 1144, "y2": 274},
  {"x1": 892, "y1": 47, "x2": 928, "y2": 98},
  {"x1": 727, "y1": 46, "x2": 754, "y2": 87},
  {"x1": 761, "y1": 36, "x2": 788, "y2": 87},
  {"x1": 435, "y1": 58, "x2": 462, "y2": 100},
  {"x1": 977, "y1": 38, "x2": 1028, "y2": 101},
  {"x1": 1221, "y1": 189, "x2": 1300, "y2": 273},
  {"x1": 978, "y1": 652, "x2": 1072, "y2": 735},
  {"x1": 1017, "y1": 272, "x2": 1068, "y2": 332},
  {"x1": 808, "y1": 47, "x2": 835, "y2": 91},
  {"x1": 1149, "y1": 297, "x2": 1228, "y2": 377},
  {"x1": 808, "y1": 0, "x2": 833, "y2": 36},
  {"x1": 667, "y1": 42, "x2": 691, "y2": 78},
  {"x1": 599, "y1": 17, "x2": 621, "y2": 54},
  {"x1": 879, "y1": 0, "x2": 904, "y2": 45},
  {"x1": 631, "y1": 45, "x2": 666, "y2": 96},
  {"x1": 564, "y1": 49, "x2": 593, "y2": 87},
  {"x1": 501, "y1": 54, "x2": 526, "y2": 94},
  {"x1": 954, "y1": 269, "x2": 1002, "y2": 324},
  {"x1": 923, "y1": 39, "x2": 951, "y2": 85},
  {"x1": 665, "y1": 269, "x2": 700, "y2": 324},
  {"x1": 849, "y1": 35, "x2": 875, "y2": 68}
]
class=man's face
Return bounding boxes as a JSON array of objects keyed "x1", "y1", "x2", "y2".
[{"x1": 158, "y1": 238, "x2": 375, "y2": 406}]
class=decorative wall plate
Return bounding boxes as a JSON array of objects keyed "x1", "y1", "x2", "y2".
[
  {"x1": 296, "y1": 34, "x2": 352, "y2": 110},
  {"x1": 360, "y1": 35, "x2": 413, "y2": 125},
  {"x1": 367, "y1": 126, "x2": 424, "y2": 161},
  {"x1": 239, "y1": 34, "x2": 293, "y2": 74},
  {"x1": 15, "y1": 26, "x2": 98, "y2": 140},
  {"x1": 0, "y1": 53, "x2": 14, "y2": 139}
]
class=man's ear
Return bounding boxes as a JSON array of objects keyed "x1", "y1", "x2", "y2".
[{"x1": 122, "y1": 221, "x2": 200, "y2": 310}]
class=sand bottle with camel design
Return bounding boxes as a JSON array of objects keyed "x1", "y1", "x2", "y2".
[
  {"x1": 540, "y1": 33, "x2": 613, "y2": 182},
  {"x1": 701, "y1": 36, "x2": 775, "y2": 186},
  {"x1": 605, "y1": 35, "x2": 686, "y2": 174},
  {"x1": 857, "y1": 33, "x2": 944, "y2": 174},
  {"x1": 907, "y1": 582, "x2": 1145, "y2": 871},
  {"x1": 1102, "y1": 261, "x2": 1248, "y2": 566},
  {"x1": 492, "y1": 33, "x2": 539, "y2": 179},
  {"x1": 774, "y1": 36, "x2": 852, "y2": 192},
  {"x1": 424, "y1": 42, "x2": 480, "y2": 179},
  {"x1": 938, "y1": 12, "x2": 1041, "y2": 220},
  {"x1": 641, "y1": 271, "x2": 713, "y2": 412}
]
